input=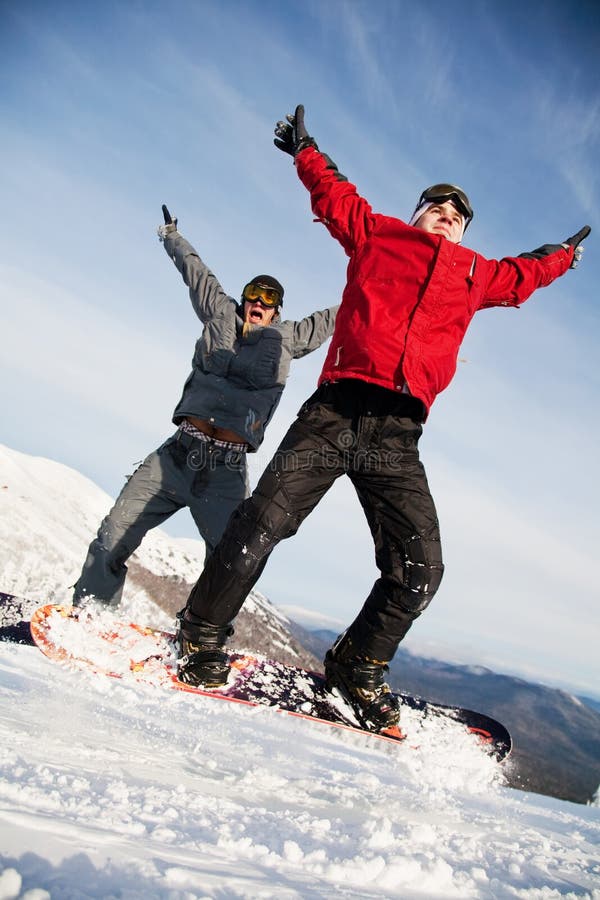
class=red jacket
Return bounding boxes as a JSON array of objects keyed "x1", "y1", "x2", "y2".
[{"x1": 296, "y1": 147, "x2": 574, "y2": 416}]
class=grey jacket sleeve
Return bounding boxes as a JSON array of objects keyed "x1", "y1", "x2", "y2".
[
  {"x1": 291, "y1": 306, "x2": 339, "y2": 358},
  {"x1": 161, "y1": 231, "x2": 234, "y2": 322}
]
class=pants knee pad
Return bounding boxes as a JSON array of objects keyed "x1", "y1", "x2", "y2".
[
  {"x1": 227, "y1": 484, "x2": 298, "y2": 576},
  {"x1": 396, "y1": 533, "x2": 444, "y2": 614}
]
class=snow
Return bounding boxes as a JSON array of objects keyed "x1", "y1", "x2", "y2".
[{"x1": 1, "y1": 642, "x2": 599, "y2": 899}]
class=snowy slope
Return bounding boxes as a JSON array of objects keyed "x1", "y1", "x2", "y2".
[{"x1": 1, "y1": 640, "x2": 599, "y2": 899}]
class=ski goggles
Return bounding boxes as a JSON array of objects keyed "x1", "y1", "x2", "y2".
[
  {"x1": 242, "y1": 282, "x2": 282, "y2": 308},
  {"x1": 417, "y1": 184, "x2": 473, "y2": 226}
]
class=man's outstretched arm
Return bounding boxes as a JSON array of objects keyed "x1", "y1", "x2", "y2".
[
  {"x1": 481, "y1": 225, "x2": 591, "y2": 308},
  {"x1": 292, "y1": 305, "x2": 339, "y2": 358},
  {"x1": 518, "y1": 225, "x2": 591, "y2": 268},
  {"x1": 157, "y1": 204, "x2": 232, "y2": 322},
  {"x1": 274, "y1": 104, "x2": 376, "y2": 255}
]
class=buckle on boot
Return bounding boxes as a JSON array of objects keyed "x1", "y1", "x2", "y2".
[{"x1": 178, "y1": 646, "x2": 231, "y2": 688}]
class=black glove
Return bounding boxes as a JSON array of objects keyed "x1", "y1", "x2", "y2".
[
  {"x1": 162, "y1": 204, "x2": 177, "y2": 228},
  {"x1": 274, "y1": 104, "x2": 318, "y2": 157},
  {"x1": 563, "y1": 225, "x2": 591, "y2": 267},
  {"x1": 157, "y1": 204, "x2": 178, "y2": 242},
  {"x1": 519, "y1": 225, "x2": 591, "y2": 269}
]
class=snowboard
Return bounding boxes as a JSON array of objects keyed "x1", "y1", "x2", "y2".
[
  {"x1": 29, "y1": 603, "x2": 512, "y2": 760},
  {"x1": 0, "y1": 591, "x2": 37, "y2": 645}
]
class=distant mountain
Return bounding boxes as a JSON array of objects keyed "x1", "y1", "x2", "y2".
[
  {"x1": 2, "y1": 442, "x2": 599, "y2": 805},
  {"x1": 580, "y1": 694, "x2": 600, "y2": 715}
]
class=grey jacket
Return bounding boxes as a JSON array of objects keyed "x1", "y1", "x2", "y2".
[{"x1": 163, "y1": 231, "x2": 338, "y2": 450}]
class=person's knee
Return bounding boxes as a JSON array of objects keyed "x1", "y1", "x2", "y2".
[
  {"x1": 225, "y1": 478, "x2": 300, "y2": 575},
  {"x1": 392, "y1": 533, "x2": 444, "y2": 614},
  {"x1": 94, "y1": 515, "x2": 134, "y2": 562}
]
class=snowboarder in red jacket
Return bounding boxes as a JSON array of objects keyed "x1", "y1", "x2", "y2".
[{"x1": 175, "y1": 105, "x2": 590, "y2": 733}]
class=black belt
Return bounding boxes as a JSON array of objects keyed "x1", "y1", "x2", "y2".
[{"x1": 317, "y1": 380, "x2": 425, "y2": 422}]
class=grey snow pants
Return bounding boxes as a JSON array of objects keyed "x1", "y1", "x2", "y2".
[{"x1": 73, "y1": 430, "x2": 249, "y2": 607}]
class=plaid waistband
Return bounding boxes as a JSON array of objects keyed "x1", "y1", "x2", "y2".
[{"x1": 178, "y1": 420, "x2": 249, "y2": 452}]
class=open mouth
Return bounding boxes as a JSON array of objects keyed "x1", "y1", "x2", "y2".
[{"x1": 249, "y1": 307, "x2": 265, "y2": 323}]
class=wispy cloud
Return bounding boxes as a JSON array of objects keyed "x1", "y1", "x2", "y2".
[{"x1": 0, "y1": 264, "x2": 185, "y2": 434}]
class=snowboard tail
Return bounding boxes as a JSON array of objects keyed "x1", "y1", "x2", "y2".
[
  {"x1": 0, "y1": 592, "x2": 37, "y2": 645},
  {"x1": 28, "y1": 604, "x2": 511, "y2": 759}
]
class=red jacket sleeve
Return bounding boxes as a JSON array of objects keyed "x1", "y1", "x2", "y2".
[
  {"x1": 478, "y1": 246, "x2": 574, "y2": 309},
  {"x1": 295, "y1": 147, "x2": 377, "y2": 256}
]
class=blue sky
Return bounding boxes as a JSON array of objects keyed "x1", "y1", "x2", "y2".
[{"x1": 1, "y1": 0, "x2": 599, "y2": 696}]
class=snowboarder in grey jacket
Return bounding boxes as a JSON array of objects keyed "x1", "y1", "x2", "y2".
[{"x1": 73, "y1": 206, "x2": 338, "y2": 608}]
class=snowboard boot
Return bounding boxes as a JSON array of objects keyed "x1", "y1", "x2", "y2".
[
  {"x1": 324, "y1": 632, "x2": 400, "y2": 732},
  {"x1": 176, "y1": 607, "x2": 234, "y2": 688}
]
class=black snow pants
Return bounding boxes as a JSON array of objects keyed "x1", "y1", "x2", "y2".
[{"x1": 187, "y1": 379, "x2": 444, "y2": 662}]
